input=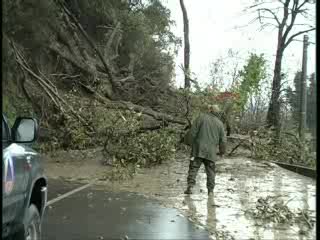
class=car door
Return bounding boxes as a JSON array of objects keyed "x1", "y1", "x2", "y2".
[
  {"x1": 2, "y1": 117, "x2": 15, "y2": 224},
  {"x1": 2, "y1": 117, "x2": 27, "y2": 223}
]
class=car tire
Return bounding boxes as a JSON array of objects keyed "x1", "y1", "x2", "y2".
[{"x1": 22, "y1": 204, "x2": 41, "y2": 240}]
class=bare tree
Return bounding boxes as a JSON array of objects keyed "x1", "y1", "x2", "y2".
[
  {"x1": 247, "y1": 0, "x2": 315, "y2": 132},
  {"x1": 179, "y1": 0, "x2": 191, "y2": 89},
  {"x1": 209, "y1": 49, "x2": 243, "y2": 90}
]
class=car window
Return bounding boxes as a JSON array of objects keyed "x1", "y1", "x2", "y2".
[{"x1": 2, "y1": 119, "x2": 8, "y2": 141}]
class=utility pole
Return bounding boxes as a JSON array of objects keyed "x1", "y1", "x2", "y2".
[{"x1": 299, "y1": 35, "x2": 308, "y2": 160}]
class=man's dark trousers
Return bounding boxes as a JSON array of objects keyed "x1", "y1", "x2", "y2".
[{"x1": 187, "y1": 157, "x2": 216, "y2": 191}]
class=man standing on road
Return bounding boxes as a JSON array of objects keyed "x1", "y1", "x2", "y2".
[{"x1": 183, "y1": 104, "x2": 227, "y2": 195}]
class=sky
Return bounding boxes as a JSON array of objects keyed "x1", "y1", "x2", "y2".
[{"x1": 162, "y1": 0, "x2": 316, "y2": 89}]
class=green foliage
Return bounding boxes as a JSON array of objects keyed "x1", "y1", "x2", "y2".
[
  {"x1": 120, "y1": 0, "x2": 180, "y2": 84},
  {"x1": 4, "y1": 0, "x2": 179, "y2": 94},
  {"x1": 104, "y1": 111, "x2": 178, "y2": 168},
  {"x1": 102, "y1": 163, "x2": 137, "y2": 182},
  {"x1": 63, "y1": 118, "x2": 92, "y2": 149},
  {"x1": 75, "y1": 0, "x2": 123, "y2": 36},
  {"x1": 64, "y1": 0, "x2": 180, "y2": 104},
  {"x1": 74, "y1": 0, "x2": 180, "y2": 86},
  {"x1": 4, "y1": 0, "x2": 58, "y2": 48},
  {"x1": 234, "y1": 53, "x2": 267, "y2": 110},
  {"x1": 2, "y1": 81, "x2": 35, "y2": 127},
  {"x1": 2, "y1": 95, "x2": 17, "y2": 127},
  {"x1": 36, "y1": 94, "x2": 106, "y2": 152},
  {"x1": 37, "y1": 113, "x2": 91, "y2": 152},
  {"x1": 3, "y1": 0, "x2": 181, "y2": 158},
  {"x1": 143, "y1": 0, "x2": 177, "y2": 48}
]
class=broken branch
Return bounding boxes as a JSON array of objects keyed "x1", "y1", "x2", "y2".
[{"x1": 284, "y1": 27, "x2": 316, "y2": 49}]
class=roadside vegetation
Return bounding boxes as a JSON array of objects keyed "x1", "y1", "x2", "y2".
[{"x1": 2, "y1": 0, "x2": 316, "y2": 172}]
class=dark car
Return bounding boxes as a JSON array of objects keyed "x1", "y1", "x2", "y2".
[{"x1": 2, "y1": 114, "x2": 47, "y2": 240}]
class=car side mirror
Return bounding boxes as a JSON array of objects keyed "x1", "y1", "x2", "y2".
[{"x1": 12, "y1": 117, "x2": 39, "y2": 143}]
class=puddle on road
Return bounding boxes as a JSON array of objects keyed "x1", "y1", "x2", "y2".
[
  {"x1": 99, "y1": 155, "x2": 316, "y2": 240},
  {"x1": 45, "y1": 150, "x2": 316, "y2": 240}
]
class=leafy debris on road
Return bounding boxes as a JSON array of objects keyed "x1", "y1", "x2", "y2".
[
  {"x1": 246, "y1": 196, "x2": 315, "y2": 230},
  {"x1": 295, "y1": 209, "x2": 315, "y2": 229},
  {"x1": 211, "y1": 230, "x2": 235, "y2": 240},
  {"x1": 248, "y1": 196, "x2": 294, "y2": 223},
  {"x1": 103, "y1": 164, "x2": 135, "y2": 181}
]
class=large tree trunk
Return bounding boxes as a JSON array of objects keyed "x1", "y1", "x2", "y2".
[
  {"x1": 266, "y1": 13, "x2": 287, "y2": 137},
  {"x1": 179, "y1": 0, "x2": 190, "y2": 89},
  {"x1": 264, "y1": 0, "x2": 315, "y2": 133},
  {"x1": 266, "y1": 48, "x2": 283, "y2": 130}
]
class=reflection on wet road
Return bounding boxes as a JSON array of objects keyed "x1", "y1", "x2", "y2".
[
  {"x1": 176, "y1": 158, "x2": 315, "y2": 240},
  {"x1": 102, "y1": 155, "x2": 316, "y2": 240},
  {"x1": 43, "y1": 179, "x2": 210, "y2": 240}
]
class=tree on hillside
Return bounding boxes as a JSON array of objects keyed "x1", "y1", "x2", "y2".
[
  {"x1": 3, "y1": 0, "x2": 180, "y2": 101},
  {"x1": 246, "y1": 0, "x2": 315, "y2": 132},
  {"x1": 3, "y1": 0, "x2": 189, "y2": 135}
]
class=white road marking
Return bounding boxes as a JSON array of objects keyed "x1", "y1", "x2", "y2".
[{"x1": 47, "y1": 182, "x2": 93, "y2": 206}]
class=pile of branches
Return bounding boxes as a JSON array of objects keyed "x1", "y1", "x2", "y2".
[
  {"x1": 213, "y1": 230, "x2": 235, "y2": 240},
  {"x1": 100, "y1": 164, "x2": 136, "y2": 182},
  {"x1": 248, "y1": 196, "x2": 295, "y2": 224},
  {"x1": 246, "y1": 196, "x2": 315, "y2": 230},
  {"x1": 250, "y1": 127, "x2": 316, "y2": 168},
  {"x1": 102, "y1": 110, "x2": 179, "y2": 168}
]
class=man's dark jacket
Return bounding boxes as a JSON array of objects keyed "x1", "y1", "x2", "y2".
[{"x1": 184, "y1": 113, "x2": 226, "y2": 162}]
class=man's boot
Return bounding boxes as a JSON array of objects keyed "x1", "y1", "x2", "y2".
[
  {"x1": 207, "y1": 189, "x2": 214, "y2": 196},
  {"x1": 184, "y1": 186, "x2": 193, "y2": 194}
]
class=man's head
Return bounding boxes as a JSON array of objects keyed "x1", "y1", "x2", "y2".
[{"x1": 207, "y1": 104, "x2": 220, "y2": 114}]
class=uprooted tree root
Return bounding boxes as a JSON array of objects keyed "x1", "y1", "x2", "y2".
[{"x1": 245, "y1": 196, "x2": 315, "y2": 231}]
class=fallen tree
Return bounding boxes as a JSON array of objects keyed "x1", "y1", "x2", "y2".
[
  {"x1": 4, "y1": 0, "x2": 190, "y2": 155},
  {"x1": 102, "y1": 110, "x2": 179, "y2": 168},
  {"x1": 53, "y1": 1, "x2": 187, "y2": 126}
]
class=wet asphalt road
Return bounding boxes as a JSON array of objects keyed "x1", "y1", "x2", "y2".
[{"x1": 42, "y1": 178, "x2": 210, "y2": 240}]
